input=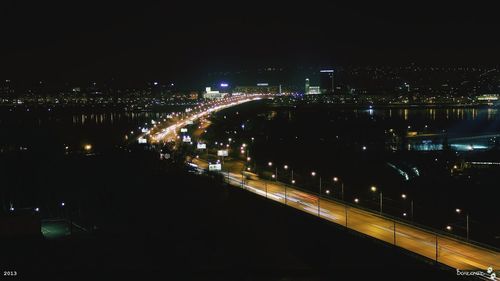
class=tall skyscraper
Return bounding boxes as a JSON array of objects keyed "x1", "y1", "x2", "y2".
[
  {"x1": 320, "y1": 69, "x2": 334, "y2": 94},
  {"x1": 305, "y1": 78, "x2": 310, "y2": 94}
]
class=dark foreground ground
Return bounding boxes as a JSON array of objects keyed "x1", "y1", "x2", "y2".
[{"x1": 0, "y1": 151, "x2": 466, "y2": 281}]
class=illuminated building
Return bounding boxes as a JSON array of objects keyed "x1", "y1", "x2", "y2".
[
  {"x1": 203, "y1": 87, "x2": 227, "y2": 99},
  {"x1": 320, "y1": 69, "x2": 334, "y2": 94},
  {"x1": 307, "y1": 86, "x2": 321, "y2": 95}
]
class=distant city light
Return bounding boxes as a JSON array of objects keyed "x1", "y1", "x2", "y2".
[
  {"x1": 320, "y1": 69, "x2": 334, "y2": 73},
  {"x1": 220, "y1": 83, "x2": 229, "y2": 87}
]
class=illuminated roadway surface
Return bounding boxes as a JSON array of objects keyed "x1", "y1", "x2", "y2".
[
  {"x1": 139, "y1": 95, "x2": 268, "y2": 144},
  {"x1": 149, "y1": 95, "x2": 500, "y2": 277},
  {"x1": 210, "y1": 166, "x2": 500, "y2": 275}
]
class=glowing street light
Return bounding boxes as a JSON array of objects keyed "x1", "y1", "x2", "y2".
[
  {"x1": 446, "y1": 225, "x2": 452, "y2": 231},
  {"x1": 333, "y1": 176, "x2": 345, "y2": 201},
  {"x1": 354, "y1": 198, "x2": 359, "y2": 203},
  {"x1": 455, "y1": 208, "x2": 470, "y2": 240},
  {"x1": 268, "y1": 162, "x2": 273, "y2": 167},
  {"x1": 84, "y1": 144, "x2": 92, "y2": 151},
  {"x1": 401, "y1": 193, "x2": 414, "y2": 220},
  {"x1": 370, "y1": 186, "x2": 383, "y2": 214}
]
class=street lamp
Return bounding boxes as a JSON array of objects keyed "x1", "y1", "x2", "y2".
[
  {"x1": 333, "y1": 176, "x2": 344, "y2": 201},
  {"x1": 312, "y1": 171, "x2": 322, "y2": 216},
  {"x1": 455, "y1": 208, "x2": 470, "y2": 240},
  {"x1": 370, "y1": 186, "x2": 382, "y2": 214},
  {"x1": 401, "y1": 193, "x2": 414, "y2": 220}
]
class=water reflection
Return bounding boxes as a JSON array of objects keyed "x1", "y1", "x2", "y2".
[{"x1": 71, "y1": 112, "x2": 165, "y2": 126}]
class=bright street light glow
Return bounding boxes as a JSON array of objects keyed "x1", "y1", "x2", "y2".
[
  {"x1": 354, "y1": 198, "x2": 359, "y2": 203},
  {"x1": 333, "y1": 177, "x2": 338, "y2": 182},
  {"x1": 268, "y1": 162, "x2": 273, "y2": 167},
  {"x1": 311, "y1": 171, "x2": 316, "y2": 176},
  {"x1": 284, "y1": 165, "x2": 288, "y2": 169},
  {"x1": 446, "y1": 225, "x2": 452, "y2": 231},
  {"x1": 401, "y1": 194, "x2": 407, "y2": 199},
  {"x1": 455, "y1": 208, "x2": 461, "y2": 214},
  {"x1": 370, "y1": 186, "x2": 377, "y2": 192}
]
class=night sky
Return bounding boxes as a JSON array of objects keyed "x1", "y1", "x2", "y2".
[{"x1": 1, "y1": 2, "x2": 500, "y2": 84}]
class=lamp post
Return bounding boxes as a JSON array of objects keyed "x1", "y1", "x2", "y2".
[
  {"x1": 333, "y1": 176, "x2": 344, "y2": 201},
  {"x1": 312, "y1": 171, "x2": 321, "y2": 216},
  {"x1": 283, "y1": 165, "x2": 289, "y2": 204},
  {"x1": 455, "y1": 208, "x2": 470, "y2": 240},
  {"x1": 401, "y1": 193, "x2": 414, "y2": 221},
  {"x1": 371, "y1": 186, "x2": 382, "y2": 214},
  {"x1": 268, "y1": 161, "x2": 277, "y2": 181}
]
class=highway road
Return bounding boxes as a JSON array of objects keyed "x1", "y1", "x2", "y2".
[
  {"x1": 137, "y1": 95, "x2": 267, "y2": 144},
  {"x1": 193, "y1": 158, "x2": 500, "y2": 274}
]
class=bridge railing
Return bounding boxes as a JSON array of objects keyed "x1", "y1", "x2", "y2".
[{"x1": 215, "y1": 169, "x2": 500, "y2": 272}]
